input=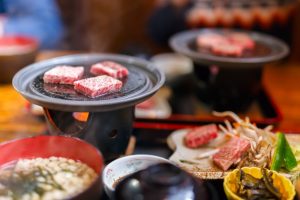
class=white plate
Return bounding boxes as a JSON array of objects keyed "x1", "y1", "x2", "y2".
[{"x1": 167, "y1": 129, "x2": 300, "y2": 179}]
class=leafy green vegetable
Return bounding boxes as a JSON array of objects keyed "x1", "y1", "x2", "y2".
[{"x1": 0, "y1": 166, "x2": 64, "y2": 199}]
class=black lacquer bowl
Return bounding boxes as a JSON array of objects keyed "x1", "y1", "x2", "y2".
[
  {"x1": 13, "y1": 54, "x2": 165, "y2": 161},
  {"x1": 169, "y1": 28, "x2": 289, "y2": 111},
  {"x1": 115, "y1": 163, "x2": 219, "y2": 200}
]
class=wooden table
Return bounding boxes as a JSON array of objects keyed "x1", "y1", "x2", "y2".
[
  {"x1": 1, "y1": 51, "x2": 300, "y2": 143},
  {"x1": 263, "y1": 61, "x2": 300, "y2": 133}
]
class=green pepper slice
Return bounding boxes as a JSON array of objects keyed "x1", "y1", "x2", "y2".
[
  {"x1": 271, "y1": 133, "x2": 285, "y2": 171},
  {"x1": 282, "y1": 133, "x2": 297, "y2": 171}
]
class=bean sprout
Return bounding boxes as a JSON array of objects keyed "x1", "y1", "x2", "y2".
[{"x1": 213, "y1": 111, "x2": 276, "y2": 168}]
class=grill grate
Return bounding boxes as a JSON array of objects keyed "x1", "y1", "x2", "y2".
[{"x1": 30, "y1": 63, "x2": 150, "y2": 101}]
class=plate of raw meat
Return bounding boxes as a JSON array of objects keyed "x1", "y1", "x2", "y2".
[{"x1": 167, "y1": 111, "x2": 300, "y2": 180}]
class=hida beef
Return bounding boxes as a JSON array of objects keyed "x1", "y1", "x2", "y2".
[
  {"x1": 212, "y1": 137, "x2": 250, "y2": 171},
  {"x1": 43, "y1": 66, "x2": 84, "y2": 85},
  {"x1": 196, "y1": 32, "x2": 255, "y2": 57},
  {"x1": 90, "y1": 61, "x2": 129, "y2": 79},
  {"x1": 74, "y1": 75, "x2": 123, "y2": 98},
  {"x1": 184, "y1": 124, "x2": 218, "y2": 148}
]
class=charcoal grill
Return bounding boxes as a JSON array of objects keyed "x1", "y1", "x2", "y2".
[
  {"x1": 13, "y1": 54, "x2": 165, "y2": 161},
  {"x1": 169, "y1": 28, "x2": 289, "y2": 111}
]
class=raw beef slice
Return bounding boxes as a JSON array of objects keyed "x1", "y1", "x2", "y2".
[
  {"x1": 228, "y1": 33, "x2": 255, "y2": 49},
  {"x1": 211, "y1": 43, "x2": 244, "y2": 57},
  {"x1": 74, "y1": 75, "x2": 123, "y2": 98},
  {"x1": 43, "y1": 66, "x2": 84, "y2": 85},
  {"x1": 212, "y1": 137, "x2": 250, "y2": 171},
  {"x1": 196, "y1": 33, "x2": 228, "y2": 49},
  {"x1": 90, "y1": 61, "x2": 129, "y2": 79},
  {"x1": 184, "y1": 124, "x2": 218, "y2": 148}
]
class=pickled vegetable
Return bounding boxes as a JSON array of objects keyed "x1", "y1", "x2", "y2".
[{"x1": 236, "y1": 168, "x2": 281, "y2": 200}]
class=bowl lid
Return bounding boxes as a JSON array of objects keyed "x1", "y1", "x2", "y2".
[
  {"x1": 13, "y1": 54, "x2": 165, "y2": 112},
  {"x1": 169, "y1": 28, "x2": 289, "y2": 67}
]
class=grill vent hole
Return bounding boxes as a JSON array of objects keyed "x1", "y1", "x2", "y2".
[{"x1": 109, "y1": 129, "x2": 118, "y2": 139}]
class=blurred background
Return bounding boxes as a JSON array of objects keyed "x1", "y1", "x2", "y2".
[
  {"x1": 55, "y1": 0, "x2": 300, "y2": 61},
  {"x1": 1, "y1": 0, "x2": 300, "y2": 140}
]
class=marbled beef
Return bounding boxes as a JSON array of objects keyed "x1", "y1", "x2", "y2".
[
  {"x1": 196, "y1": 32, "x2": 255, "y2": 57},
  {"x1": 228, "y1": 33, "x2": 255, "y2": 49},
  {"x1": 184, "y1": 124, "x2": 218, "y2": 148},
  {"x1": 212, "y1": 137, "x2": 250, "y2": 171},
  {"x1": 90, "y1": 61, "x2": 128, "y2": 79},
  {"x1": 43, "y1": 66, "x2": 84, "y2": 85},
  {"x1": 74, "y1": 75, "x2": 122, "y2": 98},
  {"x1": 211, "y1": 43, "x2": 244, "y2": 57},
  {"x1": 196, "y1": 34, "x2": 228, "y2": 49}
]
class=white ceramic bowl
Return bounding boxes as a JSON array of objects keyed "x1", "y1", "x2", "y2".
[
  {"x1": 102, "y1": 154, "x2": 171, "y2": 198},
  {"x1": 150, "y1": 53, "x2": 193, "y2": 81}
]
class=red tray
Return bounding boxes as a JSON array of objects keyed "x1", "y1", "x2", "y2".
[{"x1": 133, "y1": 86, "x2": 282, "y2": 144}]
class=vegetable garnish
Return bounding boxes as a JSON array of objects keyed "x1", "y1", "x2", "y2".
[
  {"x1": 271, "y1": 132, "x2": 297, "y2": 172},
  {"x1": 0, "y1": 157, "x2": 97, "y2": 199},
  {"x1": 236, "y1": 168, "x2": 281, "y2": 199},
  {"x1": 283, "y1": 134, "x2": 298, "y2": 171},
  {"x1": 213, "y1": 111, "x2": 276, "y2": 169},
  {"x1": 271, "y1": 133, "x2": 285, "y2": 171},
  {"x1": 179, "y1": 159, "x2": 199, "y2": 165},
  {"x1": 261, "y1": 168, "x2": 281, "y2": 199}
]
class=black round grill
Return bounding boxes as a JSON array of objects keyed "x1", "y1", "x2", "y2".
[{"x1": 13, "y1": 54, "x2": 164, "y2": 112}]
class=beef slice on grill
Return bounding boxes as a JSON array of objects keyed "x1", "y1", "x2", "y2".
[
  {"x1": 212, "y1": 137, "x2": 250, "y2": 171},
  {"x1": 196, "y1": 34, "x2": 228, "y2": 49},
  {"x1": 43, "y1": 66, "x2": 84, "y2": 85},
  {"x1": 74, "y1": 75, "x2": 123, "y2": 98},
  {"x1": 90, "y1": 61, "x2": 129, "y2": 79},
  {"x1": 43, "y1": 83, "x2": 77, "y2": 95},
  {"x1": 196, "y1": 32, "x2": 255, "y2": 57},
  {"x1": 228, "y1": 33, "x2": 255, "y2": 49},
  {"x1": 184, "y1": 124, "x2": 218, "y2": 148},
  {"x1": 211, "y1": 43, "x2": 244, "y2": 57}
]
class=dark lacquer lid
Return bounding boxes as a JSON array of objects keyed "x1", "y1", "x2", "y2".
[{"x1": 115, "y1": 163, "x2": 220, "y2": 200}]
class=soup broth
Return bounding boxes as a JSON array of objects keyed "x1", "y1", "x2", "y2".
[{"x1": 0, "y1": 157, "x2": 97, "y2": 200}]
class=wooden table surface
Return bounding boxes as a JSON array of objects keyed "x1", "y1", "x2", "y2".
[
  {"x1": 263, "y1": 61, "x2": 300, "y2": 133},
  {"x1": 1, "y1": 51, "x2": 300, "y2": 143}
]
